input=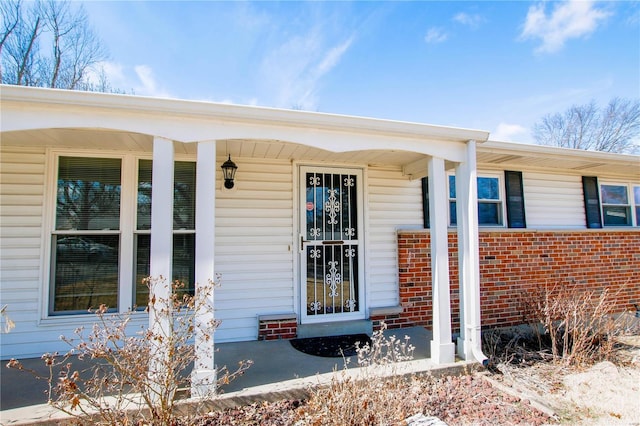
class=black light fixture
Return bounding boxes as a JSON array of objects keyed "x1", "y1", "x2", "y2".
[{"x1": 221, "y1": 154, "x2": 238, "y2": 189}]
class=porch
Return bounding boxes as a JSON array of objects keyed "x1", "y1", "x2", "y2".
[
  {"x1": 1, "y1": 325, "x2": 468, "y2": 424},
  {"x1": 1, "y1": 85, "x2": 490, "y2": 397}
]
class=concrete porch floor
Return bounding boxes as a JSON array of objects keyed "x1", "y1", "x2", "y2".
[{"x1": 1, "y1": 326, "x2": 477, "y2": 424}]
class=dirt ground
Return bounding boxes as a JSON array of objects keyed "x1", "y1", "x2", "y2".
[
  {"x1": 193, "y1": 332, "x2": 640, "y2": 426},
  {"x1": 489, "y1": 334, "x2": 640, "y2": 425}
]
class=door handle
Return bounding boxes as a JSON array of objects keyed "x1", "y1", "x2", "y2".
[{"x1": 322, "y1": 240, "x2": 344, "y2": 245}]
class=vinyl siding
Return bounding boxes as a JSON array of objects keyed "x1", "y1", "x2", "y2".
[
  {"x1": 0, "y1": 147, "x2": 47, "y2": 358},
  {"x1": 3, "y1": 145, "x2": 637, "y2": 359},
  {"x1": 522, "y1": 172, "x2": 586, "y2": 229},
  {"x1": 367, "y1": 167, "x2": 422, "y2": 308},
  {"x1": 213, "y1": 158, "x2": 295, "y2": 342}
]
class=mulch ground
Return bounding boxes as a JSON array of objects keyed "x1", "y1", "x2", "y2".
[{"x1": 190, "y1": 374, "x2": 552, "y2": 425}]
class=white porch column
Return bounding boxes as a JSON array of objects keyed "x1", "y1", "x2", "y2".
[
  {"x1": 191, "y1": 140, "x2": 217, "y2": 398},
  {"x1": 455, "y1": 141, "x2": 486, "y2": 364},
  {"x1": 428, "y1": 156, "x2": 455, "y2": 364},
  {"x1": 148, "y1": 136, "x2": 174, "y2": 397}
]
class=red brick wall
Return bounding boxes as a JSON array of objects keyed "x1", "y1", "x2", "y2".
[
  {"x1": 394, "y1": 230, "x2": 640, "y2": 332},
  {"x1": 258, "y1": 317, "x2": 297, "y2": 340}
]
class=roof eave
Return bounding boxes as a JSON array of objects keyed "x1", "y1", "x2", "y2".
[{"x1": 0, "y1": 85, "x2": 490, "y2": 144}]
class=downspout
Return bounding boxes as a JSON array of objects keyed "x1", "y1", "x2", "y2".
[{"x1": 468, "y1": 325, "x2": 488, "y2": 366}]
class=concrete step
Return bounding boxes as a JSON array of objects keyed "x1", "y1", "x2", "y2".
[{"x1": 297, "y1": 320, "x2": 373, "y2": 338}]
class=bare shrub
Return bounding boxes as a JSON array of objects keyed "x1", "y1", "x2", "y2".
[
  {"x1": 520, "y1": 280, "x2": 634, "y2": 366},
  {"x1": 1, "y1": 304, "x2": 15, "y2": 333},
  {"x1": 7, "y1": 276, "x2": 251, "y2": 426},
  {"x1": 295, "y1": 322, "x2": 417, "y2": 425}
]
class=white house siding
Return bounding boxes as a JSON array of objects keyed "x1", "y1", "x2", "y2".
[
  {"x1": 366, "y1": 167, "x2": 422, "y2": 309},
  {"x1": 0, "y1": 146, "x2": 47, "y2": 358},
  {"x1": 521, "y1": 172, "x2": 586, "y2": 229},
  {"x1": 213, "y1": 158, "x2": 295, "y2": 342}
]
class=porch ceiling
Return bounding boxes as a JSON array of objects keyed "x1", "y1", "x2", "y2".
[
  {"x1": 478, "y1": 141, "x2": 640, "y2": 179},
  {"x1": 3, "y1": 129, "x2": 638, "y2": 178},
  {"x1": 0, "y1": 128, "x2": 428, "y2": 168}
]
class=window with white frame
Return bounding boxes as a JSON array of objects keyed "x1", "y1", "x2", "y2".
[
  {"x1": 49, "y1": 154, "x2": 196, "y2": 315},
  {"x1": 600, "y1": 184, "x2": 633, "y2": 226},
  {"x1": 134, "y1": 159, "x2": 196, "y2": 308},
  {"x1": 448, "y1": 175, "x2": 503, "y2": 226}
]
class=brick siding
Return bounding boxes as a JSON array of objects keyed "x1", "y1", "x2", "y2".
[
  {"x1": 391, "y1": 230, "x2": 640, "y2": 332},
  {"x1": 258, "y1": 316, "x2": 298, "y2": 340}
]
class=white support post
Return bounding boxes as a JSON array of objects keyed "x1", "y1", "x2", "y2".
[
  {"x1": 148, "y1": 136, "x2": 174, "y2": 400},
  {"x1": 428, "y1": 156, "x2": 455, "y2": 364},
  {"x1": 191, "y1": 141, "x2": 217, "y2": 398},
  {"x1": 455, "y1": 141, "x2": 486, "y2": 364}
]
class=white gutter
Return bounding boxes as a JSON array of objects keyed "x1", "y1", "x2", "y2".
[{"x1": 0, "y1": 84, "x2": 490, "y2": 144}]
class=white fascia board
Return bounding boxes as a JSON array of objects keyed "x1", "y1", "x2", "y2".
[{"x1": 1, "y1": 85, "x2": 490, "y2": 145}]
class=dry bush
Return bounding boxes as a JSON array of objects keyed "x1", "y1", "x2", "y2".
[
  {"x1": 1, "y1": 304, "x2": 15, "y2": 333},
  {"x1": 519, "y1": 280, "x2": 634, "y2": 366},
  {"x1": 7, "y1": 276, "x2": 251, "y2": 426},
  {"x1": 295, "y1": 322, "x2": 417, "y2": 425}
]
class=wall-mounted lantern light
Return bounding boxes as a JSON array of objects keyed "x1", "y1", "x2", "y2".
[{"x1": 221, "y1": 154, "x2": 238, "y2": 189}]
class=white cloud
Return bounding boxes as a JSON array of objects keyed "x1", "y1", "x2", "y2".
[
  {"x1": 317, "y1": 37, "x2": 354, "y2": 78},
  {"x1": 424, "y1": 27, "x2": 448, "y2": 44},
  {"x1": 453, "y1": 12, "x2": 484, "y2": 28},
  {"x1": 134, "y1": 65, "x2": 172, "y2": 98},
  {"x1": 492, "y1": 123, "x2": 529, "y2": 142},
  {"x1": 520, "y1": 0, "x2": 612, "y2": 54},
  {"x1": 260, "y1": 27, "x2": 354, "y2": 110}
]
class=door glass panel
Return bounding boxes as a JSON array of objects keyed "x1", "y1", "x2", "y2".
[
  {"x1": 306, "y1": 244, "x2": 359, "y2": 316},
  {"x1": 306, "y1": 172, "x2": 357, "y2": 241}
]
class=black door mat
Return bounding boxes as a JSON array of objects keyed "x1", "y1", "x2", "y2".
[{"x1": 289, "y1": 333, "x2": 372, "y2": 358}]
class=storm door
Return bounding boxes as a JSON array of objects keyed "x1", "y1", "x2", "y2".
[{"x1": 299, "y1": 167, "x2": 364, "y2": 323}]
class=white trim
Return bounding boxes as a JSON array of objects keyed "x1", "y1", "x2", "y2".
[
  {"x1": 43, "y1": 150, "x2": 131, "y2": 317},
  {"x1": 447, "y1": 171, "x2": 506, "y2": 227},
  {"x1": 119, "y1": 156, "x2": 136, "y2": 311},
  {"x1": 599, "y1": 181, "x2": 638, "y2": 227},
  {"x1": 362, "y1": 166, "x2": 372, "y2": 318},
  {"x1": 1, "y1": 85, "x2": 490, "y2": 148}
]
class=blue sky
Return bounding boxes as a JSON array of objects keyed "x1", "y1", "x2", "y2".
[{"x1": 83, "y1": 1, "x2": 639, "y2": 143}]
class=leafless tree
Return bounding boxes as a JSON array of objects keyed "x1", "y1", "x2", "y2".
[
  {"x1": 1, "y1": 0, "x2": 109, "y2": 91},
  {"x1": 532, "y1": 98, "x2": 640, "y2": 154}
]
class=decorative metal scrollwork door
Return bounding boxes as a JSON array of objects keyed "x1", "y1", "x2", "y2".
[{"x1": 300, "y1": 167, "x2": 364, "y2": 322}]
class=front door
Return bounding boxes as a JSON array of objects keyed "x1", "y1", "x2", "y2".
[{"x1": 299, "y1": 166, "x2": 365, "y2": 323}]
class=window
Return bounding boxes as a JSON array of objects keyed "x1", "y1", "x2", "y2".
[
  {"x1": 448, "y1": 175, "x2": 503, "y2": 226},
  {"x1": 49, "y1": 155, "x2": 196, "y2": 315},
  {"x1": 134, "y1": 160, "x2": 196, "y2": 307},
  {"x1": 51, "y1": 157, "x2": 122, "y2": 314},
  {"x1": 600, "y1": 184, "x2": 632, "y2": 226}
]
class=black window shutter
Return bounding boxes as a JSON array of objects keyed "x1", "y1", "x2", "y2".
[
  {"x1": 582, "y1": 176, "x2": 602, "y2": 228},
  {"x1": 504, "y1": 171, "x2": 526, "y2": 228},
  {"x1": 421, "y1": 177, "x2": 430, "y2": 228}
]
